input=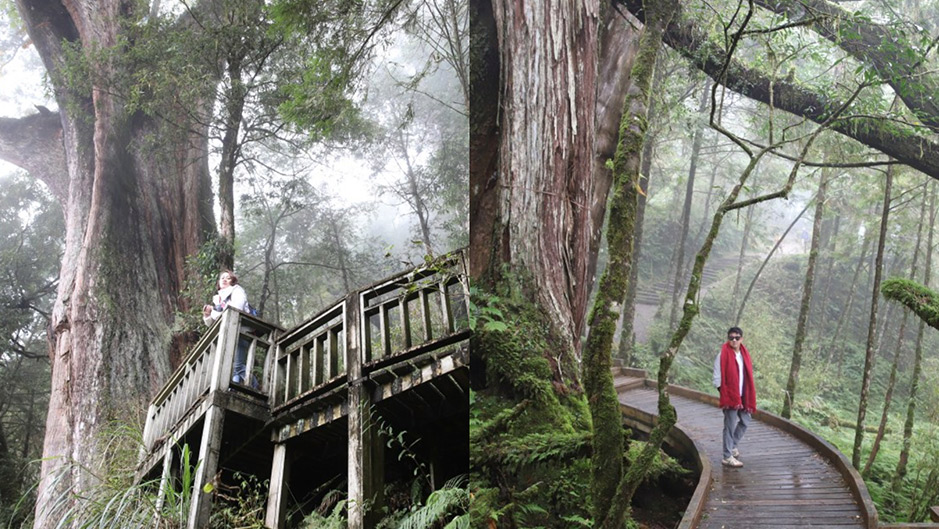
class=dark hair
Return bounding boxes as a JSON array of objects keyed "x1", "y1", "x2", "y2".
[{"x1": 727, "y1": 326, "x2": 743, "y2": 336}]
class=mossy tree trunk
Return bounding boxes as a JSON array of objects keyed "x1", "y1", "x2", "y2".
[
  {"x1": 616, "y1": 67, "x2": 659, "y2": 365},
  {"x1": 852, "y1": 165, "x2": 893, "y2": 469},
  {"x1": 583, "y1": 0, "x2": 671, "y2": 521},
  {"x1": 885, "y1": 180, "x2": 938, "y2": 504},
  {"x1": 781, "y1": 165, "x2": 830, "y2": 418}
]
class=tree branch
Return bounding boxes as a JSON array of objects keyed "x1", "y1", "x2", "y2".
[
  {"x1": 618, "y1": 0, "x2": 939, "y2": 179},
  {"x1": 0, "y1": 112, "x2": 68, "y2": 205}
]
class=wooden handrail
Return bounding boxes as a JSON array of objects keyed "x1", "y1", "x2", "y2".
[{"x1": 142, "y1": 249, "x2": 469, "y2": 454}]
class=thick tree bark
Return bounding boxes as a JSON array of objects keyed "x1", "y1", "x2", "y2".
[
  {"x1": 620, "y1": 0, "x2": 939, "y2": 180},
  {"x1": 472, "y1": 0, "x2": 600, "y2": 366},
  {"x1": 852, "y1": 165, "x2": 893, "y2": 469},
  {"x1": 781, "y1": 167, "x2": 829, "y2": 418},
  {"x1": 6, "y1": 2, "x2": 217, "y2": 526}
]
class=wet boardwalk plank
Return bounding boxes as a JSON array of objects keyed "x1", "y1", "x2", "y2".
[{"x1": 617, "y1": 378, "x2": 867, "y2": 529}]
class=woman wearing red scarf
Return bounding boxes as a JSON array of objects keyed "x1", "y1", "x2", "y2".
[{"x1": 712, "y1": 326, "x2": 757, "y2": 467}]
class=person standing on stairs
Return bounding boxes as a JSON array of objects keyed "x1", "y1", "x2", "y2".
[
  {"x1": 713, "y1": 326, "x2": 757, "y2": 468},
  {"x1": 203, "y1": 270, "x2": 252, "y2": 386}
]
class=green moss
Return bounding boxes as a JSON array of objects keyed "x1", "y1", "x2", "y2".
[{"x1": 471, "y1": 284, "x2": 594, "y2": 526}]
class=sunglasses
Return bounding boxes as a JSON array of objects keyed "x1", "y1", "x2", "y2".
[{"x1": 728, "y1": 335, "x2": 742, "y2": 341}]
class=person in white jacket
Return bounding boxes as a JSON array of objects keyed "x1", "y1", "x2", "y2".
[{"x1": 203, "y1": 270, "x2": 250, "y2": 384}]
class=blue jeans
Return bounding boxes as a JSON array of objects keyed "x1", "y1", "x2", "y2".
[
  {"x1": 232, "y1": 337, "x2": 249, "y2": 385},
  {"x1": 722, "y1": 408, "x2": 750, "y2": 459}
]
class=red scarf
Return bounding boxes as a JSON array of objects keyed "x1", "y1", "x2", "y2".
[{"x1": 719, "y1": 342, "x2": 756, "y2": 413}]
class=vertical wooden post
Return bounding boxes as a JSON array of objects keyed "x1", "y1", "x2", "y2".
[
  {"x1": 187, "y1": 406, "x2": 225, "y2": 529},
  {"x1": 265, "y1": 442, "x2": 291, "y2": 529},
  {"x1": 154, "y1": 440, "x2": 175, "y2": 514},
  {"x1": 187, "y1": 309, "x2": 238, "y2": 528},
  {"x1": 347, "y1": 294, "x2": 384, "y2": 528}
]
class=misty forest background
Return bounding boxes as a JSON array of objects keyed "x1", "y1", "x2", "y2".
[
  {"x1": 470, "y1": 0, "x2": 939, "y2": 526},
  {"x1": 0, "y1": 0, "x2": 466, "y2": 526}
]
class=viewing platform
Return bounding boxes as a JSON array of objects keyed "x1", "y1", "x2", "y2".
[{"x1": 136, "y1": 250, "x2": 470, "y2": 528}]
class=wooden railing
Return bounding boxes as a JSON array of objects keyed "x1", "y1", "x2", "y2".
[
  {"x1": 142, "y1": 250, "x2": 469, "y2": 452},
  {"x1": 270, "y1": 301, "x2": 347, "y2": 409},
  {"x1": 362, "y1": 252, "x2": 469, "y2": 365},
  {"x1": 141, "y1": 310, "x2": 279, "y2": 452},
  {"x1": 270, "y1": 250, "x2": 470, "y2": 410}
]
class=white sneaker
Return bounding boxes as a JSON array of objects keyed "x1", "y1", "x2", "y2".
[
  {"x1": 732, "y1": 448, "x2": 739, "y2": 458},
  {"x1": 722, "y1": 456, "x2": 743, "y2": 467}
]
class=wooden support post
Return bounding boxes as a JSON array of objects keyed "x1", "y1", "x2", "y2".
[
  {"x1": 265, "y1": 442, "x2": 291, "y2": 529},
  {"x1": 154, "y1": 440, "x2": 175, "y2": 514},
  {"x1": 187, "y1": 405, "x2": 225, "y2": 529},
  {"x1": 210, "y1": 309, "x2": 240, "y2": 392},
  {"x1": 347, "y1": 294, "x2": 385, "y2": 528}
]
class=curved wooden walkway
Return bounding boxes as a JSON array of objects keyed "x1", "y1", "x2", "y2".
[{"x1": 615, "y1": 369, "x2": 875, "y2": 529}]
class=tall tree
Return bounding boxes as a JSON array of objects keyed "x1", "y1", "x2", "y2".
[
  {"x1": 887, "y1": 180, "x2": 938, "y2": 503},
  {"x1": 668, "y1": 82, "x2": 709, "y2": 328},
  {"x1": 863, "y1": 183, "x2": 927, "y2": 477},
  {"x1": 0, "y1": 1, "x2": 402, "y2": 525},
  {"x1": 781, "y1": 166, "x2": 830, "y2": 418},
  {"x1": 852, "y1": 165, "x2": 894, "y2": 469}
]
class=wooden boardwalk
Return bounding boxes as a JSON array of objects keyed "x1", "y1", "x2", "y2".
[{"x1": 616, "y1": 372, "x2": 871, "y2": 529}]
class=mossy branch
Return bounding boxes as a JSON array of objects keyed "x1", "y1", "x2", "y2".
[{"x1": 881, "y1": 278, "x2": 939, "y2": 329}]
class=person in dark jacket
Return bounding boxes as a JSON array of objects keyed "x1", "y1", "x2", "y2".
[{"x1": 712, "y1": 326, "x2": 756, "y2": 468}]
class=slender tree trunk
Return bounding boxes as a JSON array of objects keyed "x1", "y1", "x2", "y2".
[
  {"x1": 617, "y1": 64, "x2": 662, "y2": 364},
  {"x1": 781, "y1": 168, "x2": 829, "y2": 418},
  {"x1": 593, "y1": 3, "x2": 676, "y2": 526},
  {"x1": 330, "y1": 217, "x2": 352, "y2": 293},
  {"x1": 217, "y1": 53, "x2": 247, "y2": 271},
  {"x1": 829, "y1": 224, "x2": 872, "y2": 369},
  {"x1": 818, "y1": 212, "x2": 842, "y2": 324},
  {"x1": 731, "y1": 195, "x2": 756, "y2": 315},
  {"x1": 890, "y1": 180, "x2": 938, "y2": 502},
  {"x1": 852, "y1": 165, "x2": 893, "y2": 469},
  {"x1": 863, "y1": 188, "x2": 928, "y2": 477},
  {"x1": 669, "y1": 84, "x2": 709, "y2": 328},
  {"x1": 617, "y1": 136, "x2": 653, "y2": 364},
  {"x1": 585, "y1": 4, "x2": 667, "y2": 521}
]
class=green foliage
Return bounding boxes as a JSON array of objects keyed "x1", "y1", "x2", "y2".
[
  {"x1": 209, "y1": 472, "x2": 269, "y2": 529},
  {"x1": 299, "y1": 492, "x2": 347, "y2": 528},
  {"x1": 176, "y1": 235, "x2": 232, "y2": 333}
]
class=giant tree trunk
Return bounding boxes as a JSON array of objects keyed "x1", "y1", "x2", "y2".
[
  {"x1": 852, "y1": 165, "x2": 893, "y2": 469},
  {"x1": 781, "y1": 166, "x2": 830, "y2": 418},
  {"x1": 472, "y1": 0, "x2": 600, "y2": 366},
  {"x1": 2, "y1": 3, "x2": 216, "y2": 526}
]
